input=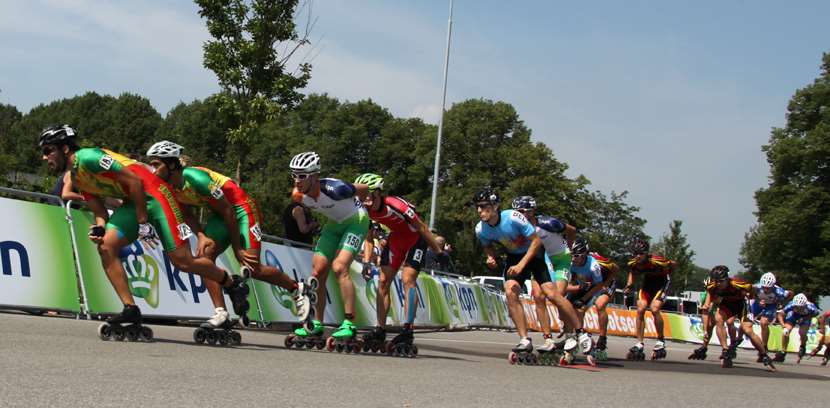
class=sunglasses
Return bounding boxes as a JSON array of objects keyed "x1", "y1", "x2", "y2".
[
  {"x1": 42, "y1": 145, "x2": 57, "y2": 156},
  {"x1": 475, "y1": 202, "x2": 492, "y2": 209},
  {"x1": 292, "y1": 173, "x2": 315, "y2": 181}
]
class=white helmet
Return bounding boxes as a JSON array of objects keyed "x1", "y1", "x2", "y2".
[
  {"x1": 146, "y1": 140, "x2": 183, "y2": 158},
  {"x1": 793, "y1": 293, "x2": 808, "y2": 307},
  {"x1": 759, "y1": 272, "x2": 776, "y2": 288},
  {"x1": 289, "y1": 151, "x2": 320, "y2": 173}
]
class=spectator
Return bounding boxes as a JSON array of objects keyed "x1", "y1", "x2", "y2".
[
  {"x1": 425, "y1": 235, "x2": 454, "y2": 274},
  {"x1": 283, "y1": 201, "x2": 319, "y2": 246}
]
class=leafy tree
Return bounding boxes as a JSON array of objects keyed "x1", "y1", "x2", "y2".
[
  {"x1": 0, "y1": 103, "x2": 22, "y2": 179},
  {"x1": 579, "y1": 190, "x2": 649, "y2": 267},
  {"x1": 195, "y1": 0, "x2": 313, "y2": 183},
  {"x1": 652, "y1": 220, "x2": 696, "y2": 294},
  {"x1": 741, "y1": 52, "x2": 830, "y2": 298}
]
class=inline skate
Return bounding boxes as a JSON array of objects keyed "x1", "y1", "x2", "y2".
[
  {"x1": 361, "y1": 326, "x2": 387, "y2": 353},
  {"x1": 719, "y1": 347, "x2": 733, "y2": 368},
  {"x1": 193, "y1": 307, "x2": 241, "y2": 346},
  {"x1": 626, "y1": 342, "x2": 646, "y2": 361},
  {"x1": 98, "y1": 304, "x2": 153, "y2": 342},
  {"x1": 688, "y1": 345, "x2": 707, "y2": 360},
  {"x1": 326, "y1": 320, "x2": 362, "y2": 353},
  {"x1": 651, "y1": 340, "x2": 667, "y2": 360},
  {"x1": 385, "y1": 326, "x2": 417, "y2": 358},
  {"x1": 508, "y1": 337, "x2": 537, "y2": 365},
  {"x1": 284, "y1": 319, "x2": 326, "y2": 350}
]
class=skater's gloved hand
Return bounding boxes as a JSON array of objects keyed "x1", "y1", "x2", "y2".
[
  {"x1": 573, "y1": 299, "x2": 585, "y2": 309},
  {"x1": 506, "y1": 264, "x2": 524, "y2": 277},
  {"x1": 138, "y1": 223, "x2": 159, "y2": 249},
  {"x1": 361, "y1": 262, "x2": 374, "y2": 281},
  {"x1": 88, "y1": 224, "x2": 106, "y2": 243}
]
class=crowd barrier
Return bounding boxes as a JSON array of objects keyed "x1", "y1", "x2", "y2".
[{"x1": 0, "y1": 192, "x2": 820, "y2": 352}]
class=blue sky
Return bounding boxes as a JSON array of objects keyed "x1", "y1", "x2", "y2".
[{"x1": 2, "y1": 1, "x2": 829, "y2": 274}]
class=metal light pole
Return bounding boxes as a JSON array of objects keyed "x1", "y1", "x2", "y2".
[{"x1": 429, "y1": 0, "x2": 454, "y2": 230}]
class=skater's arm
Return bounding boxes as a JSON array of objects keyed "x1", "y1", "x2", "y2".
[
  {"x1": 114, "y1": 169, "x2": 148, "y2": 224},
  {"x1": 483, "y1": 245, "x2": 498, "y2": 270},
  {"x1": 292, "y1": 205, "x2": 318, "y2": 234},
  {"x1": 207, "y1": 198, "x2": 245, "y2": 259},
  {"x1": 507, "y1": 233, "x2": 542, "y2": 276},
  {"x1": 60, "y1": 171, "x2": 85, "y2": 202},
  {"x1": 363, "y1": 228, "x2": 375, "y2": 263},
  {"x1": 416, "y1": 218, "x2": 443, "y2": 254},
  {"x1": 84, "y1": 195, "x2": 109, "y2": 227},
  {"x1": 563, "y1": 223, "x2": 577, "y2": 247}
]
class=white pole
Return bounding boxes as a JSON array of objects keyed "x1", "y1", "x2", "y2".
[{"x1": 429, "y1": 0, "x2": 454, "y2": 230}]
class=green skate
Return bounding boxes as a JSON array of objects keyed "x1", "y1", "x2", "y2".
[
  {"x1": 326, "y1": 320, "x2": 361, "y2": 353},
  {"x1": 285, "y1": 320, "x2": 325, "y2": 350}
]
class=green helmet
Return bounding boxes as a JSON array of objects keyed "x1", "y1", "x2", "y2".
[{"x1": 355, "y1": 173, "x2": 384, "y2": 191}]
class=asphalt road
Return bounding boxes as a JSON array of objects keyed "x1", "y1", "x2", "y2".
[{"x1": 1, "y1": 311, "x2": 828, "y2": 407}]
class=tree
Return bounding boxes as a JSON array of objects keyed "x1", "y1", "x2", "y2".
[
  {"x1": 741, "y1": 52, "x2": 830, "y2": 297},
  {"x1": 579, "y1": 189, "x2": 649, "y2": 267},
  {"x1": 195, "y1": 0, "x2": 313, "y2": 183},
  {"x1": 652, "y1": 220, "x2": 696, "y2": 294},
  {"x1": 0, "y1": 104, "x2": 22, "y2": 180}
]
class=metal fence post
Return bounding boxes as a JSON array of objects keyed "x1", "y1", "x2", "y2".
[{"x1": 64, "y1": 201, "x2": 92, "y2": 319}]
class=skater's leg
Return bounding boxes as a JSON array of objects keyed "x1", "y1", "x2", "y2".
[
  {"x1": 311, "y1": 254, "x2": 331, "y2": 318},
  {"x1": 376, "y1": 265, "x2": 396, "y2": 328},
  {"x1": 331, "y1": 249, "x2": 357, "y2": 318},
  {"x1": 759, "y1": 316, "x2": 771, "y2": 352},
  {"x1": 400, "y1": 265, "x2": 419, "y2": 326},
  {"x1": 531, "y1": 280, "x2": 551, "y2": 337},
  {"x1": 595, "y1": 295, "x2": 610, "y2": 338},
  {"x1": 97, "y1": 229, "x2": 136, "y2": 305},
  {"x1": 701, "y1": 312, "x2": 713, "y2": 347},
  {"x1": 542, "y1": 282, "x2": 581, "y2": 330},
  {"x1": 635, "y1": 298, "x2": 648, "y2": 344},
  {"x1": 505, "y1": 279, "x2": 529, "y2": 338},
  {"x1": 714, "y1": 309, "x2": 729, "y2": 350},
  {"x1": 650, "y1": 298, "x2": 665, "y2": 342},
  {"x1": 781, "y1": 322, "x2": 794, "y2": 351},
  {"x1": 168, "y1": 246, "x2": 229, "y2": 285},
  {"x1": 741, "y1": 320, "x2": 767, "y2": 354}
]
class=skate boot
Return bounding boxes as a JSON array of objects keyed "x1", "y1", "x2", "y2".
[
  {"x1": 591, "y1": 335, "x2": 608, "y2": 361},
  {"x1": 761, "y1": 353, "x2": 777, "y2": 371},
  {"x1": 361, "y1": 326, "x2": 387, "y2": 353},
  {"x1": 627, "y1": 342, "x2": 646, "y2": 361},
  {"x1": 797, "y1": 344, "x2": 807, "y2": 364},
  {"x1": 559, "y1": 333, "x2": 595, "y2": 366},
  {"x1": 223, "y1": 273, "x2": 250, "y2": 326},
  {"x1": 727, "y1": 342, "x2": 738, "y2": 360},
  {"x1": 689, "y1": 345, "x2": 707, "y2": 360},
  {"x1": 98, "y1": 304, "x2": 153, "y2": 342},
  {"x1": 773, "y1": 351, "x2": 786, "y2": 363},
  {"x1": 535, "y1": 335, "x2": 558, "y2": 365},
  {"x1": 719, "y1": 348, "x2": 733, "y2": 368},
  {"x1": 386, "y1": 326, "x2": 417, "y2": 357},
  {"x1": 823, "y1": 347, "x2": 830, "y2": 366},
  {"x1": 193, "y1": 307, "x2": 241, "y2": 346},
  {"x1": 756, "y1": 352, "x2": 766, "y2": 363},
  {"x1": 294, "y1": 277, "x2": 318, "y2": 331},
  {"x1": 651, "y1": 340, "x2": 667, "y2": 360},
  {"x1": 285, "y1": 319, "x2": 326, "y2": 350},
  {"x1": 327, "y1": 320, "x2": 361, "y2": 353},
  {"x1": 508, "y1": 337, "x2": 536, "y2": 365}
]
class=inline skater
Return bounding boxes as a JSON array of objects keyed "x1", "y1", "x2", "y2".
[
  {"x1": 474, "y1": 189, "x2": 589, "y2": 365},
  {"x1": 286, "y1": 152, "x2": 371, "y2": 351},
  {"x1": 39, "y1": 125, "x2": 249, "y2": 341},
  {"x1": 355, "y1": 173, "x2": 443, "y2": 356},
  {"x1": 511, "y1": 196, "x2": 579, "y2": 353},
  {"x1": 702, "y1": 265, "x2": 776, "y2": 370},
  {"x1": 750, "y1": 273, "x2": 793, "y2": 361},
  {"x1": 774, "y1": 293, "x2": 820, "y2": 363},
  {"x1": 566, "y1": 237, "x2": 618, "y2": 361},
  {"x1": 145, "y1": 141, "x2": 313, "y2": 342},
  {"x1": 624, "y1": 239, "x2": 674, "y2": 360},
  {"x1": 809, "y1": 309, "x2": 830, "y2": 365}
]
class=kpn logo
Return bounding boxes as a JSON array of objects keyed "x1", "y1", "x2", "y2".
[
  {"x1": 264, "y1": 249, "x2": 300, "y2": 317},
  {"x1": 119, "y1": 242, "x2": 160, "y2": 308}
]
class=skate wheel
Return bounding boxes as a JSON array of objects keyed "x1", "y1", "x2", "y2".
[
  {"x1": 586, "y1": 355, "x2": 596, "y2": 367},
  {"x1": 98, "y1": 323, "x2": 112, "y2": 341},
  {"x1": 230, "y1": 331, "x2": 241, "y2": 345},
  {"x1": 308, "y1": 292, "x2": 318, "y2": 305},
  {"x1": 336, "y1": 344, "x2": 344, "y2": 353},
  {"x1": 559, "y1": 355, "x2": 568, "y2": 366},
  {"x1": 326, "y1": 337, "x2": 336, "y2": 352},
  {"x1": 385, "y1": 341, "x2": 395, "y2": 356},
  {"x1": 412, "y1": 344, "x2": 418, "y2": 356},
  {"x1": 207, "y1": 332, "x2": 218, "y2": 345},
  {"x1": 194, "y1": 328, "x2": 207, "y2": 344},
  {"x1": 508, "y1": 351, "x2": 518, "y2": 365},
  {"x1": 529, "y1": 353, "x2": 538, "y2": 365},
  {"x1": 140, "y1": 327, "x2": 153, "y2": 342},
  {"x1": 284, "y1": 334, "x2": 295, "y2": 349},
  {"x1": 218, "y1": 333, "x2": 229, "y2": 346},
  {"x1": 126, "y1": 327, "x2": 139, "y2": 342},
  {"x1": 308, "y1": 276, "x2": 319, "y2": 291},
  {"x1": 114, "y1": 327, "x2": 126, "y2": 341}
]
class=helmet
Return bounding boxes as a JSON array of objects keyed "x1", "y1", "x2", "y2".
[
  {"x1": 511, "y1": 195, "x2": 537, "y2": 211},
  {"x1": 709, "y1": 265, "x2": 729, "y2": 281},
  {"x1": 632, "y1": 239, "x2": 650, "y2": 255},
  {"x1": 793, "y1": 293, "x2": 808, "y2": 307},
  {"x1": 759, "y1": 272, "x2": 776, "y2": 288},
  {"x1": 571, "y1": 237, "x2": 589, "y2": 256},
  {"x1": 473, "y1": 187, "x2": 500, "y2": 205},
  {"x1": 290, "y1": 151, "x2": 321, "y2": 173},
  {"x1": 38, "y1": 124, "x2": 77, "y2": 147},
  {"x1": 354, "y1": 173, "x2": 384, "y2": 191},
  {"x1": 146, "y1": 140, "x2": 183, "y2": 158}
]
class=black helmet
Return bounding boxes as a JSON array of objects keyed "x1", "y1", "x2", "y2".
[
  {"x1": 39, "y1": 124, "x2": 77, "y2": 147},
  {"x1": 511, "y1": 195, "x2": 537, "y2": 211},
  {"x1": 632, "y1": 238, "x2": 650, "y2": 255},
  {"x1": 571, "y1": 237, "x2": 589, "y2": 256},
  {"x1": 709, "y1": 265, "x2": 729, "y2": 281},
  {"x1": 473, "y1": 187, "x2": 500, "y2": 205}
]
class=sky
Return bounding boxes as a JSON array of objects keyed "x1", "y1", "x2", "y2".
[{"x1": 2, "y1": 0, "x2": 830, "y2": 274}]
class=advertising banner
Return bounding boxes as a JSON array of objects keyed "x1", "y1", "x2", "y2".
[{"x1": 0, "y1": 199, "x2": 80, "y2": 312}]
